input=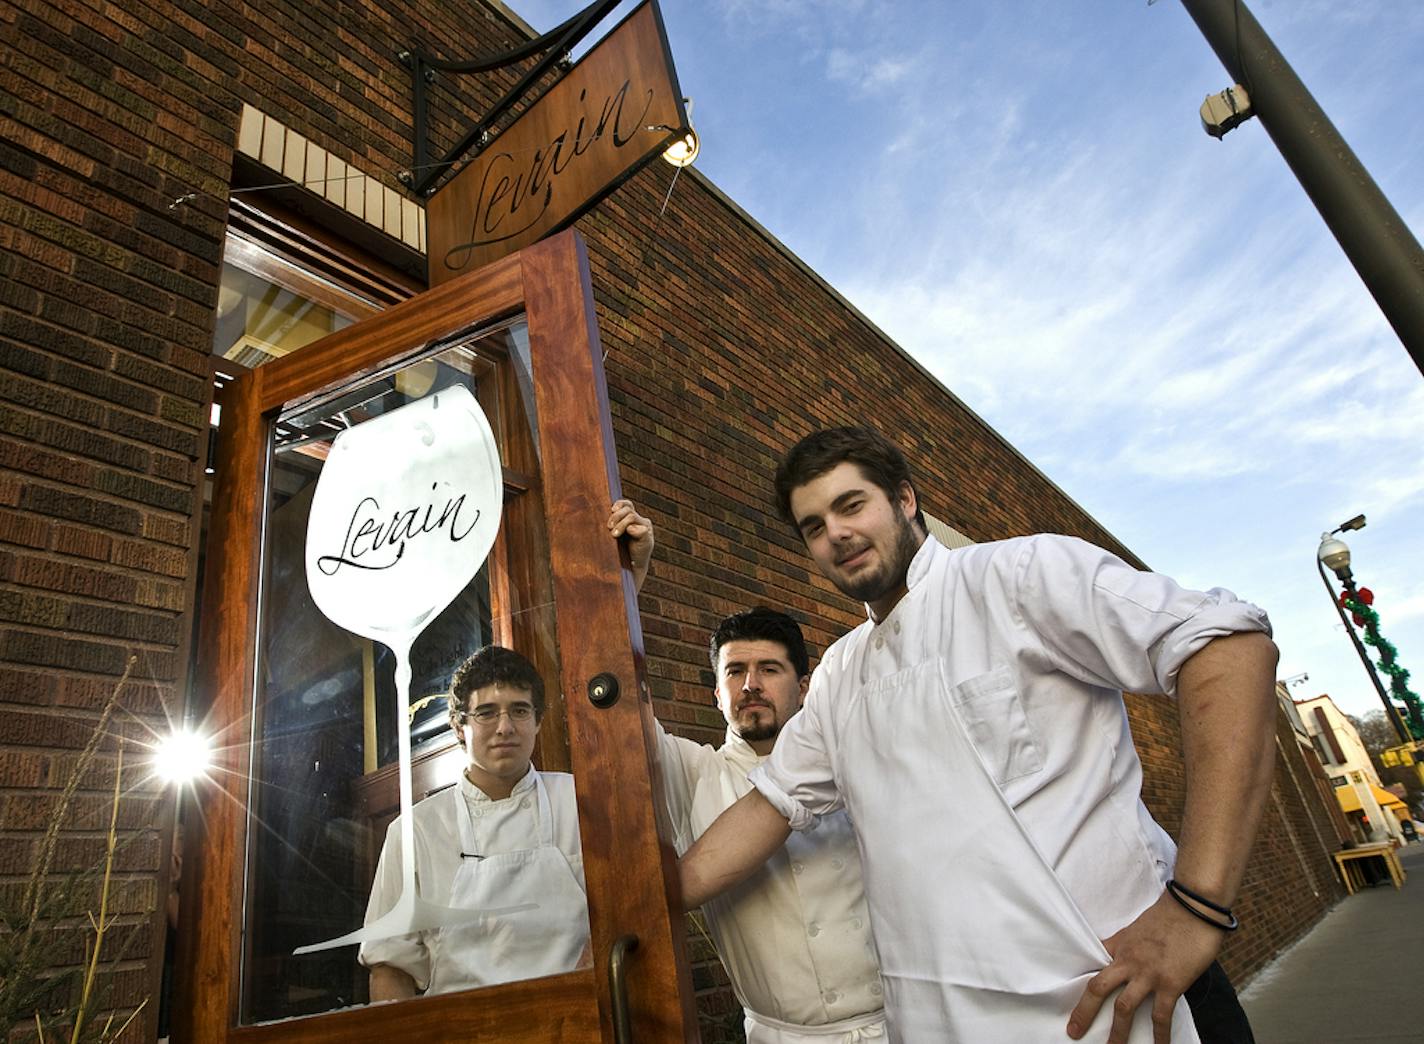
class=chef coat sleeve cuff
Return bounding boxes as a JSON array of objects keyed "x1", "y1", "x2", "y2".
[
  {"x1": 1156, "y1": 589, "x2": 1273, "y2": 696},
  {"x1": 747, "y1": 765, "x2": 818, "y2": 832},
  {"x1": 358, "y1": 938, "x2": 431, "y2": 992}
]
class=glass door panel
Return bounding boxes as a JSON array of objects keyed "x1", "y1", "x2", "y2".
[
  {"x1": 235, "y1": 322, "x2": 596, "y2": 1024},
  {"x1": 175, "y1": 233, "x2": 697, "y2": 1043}
]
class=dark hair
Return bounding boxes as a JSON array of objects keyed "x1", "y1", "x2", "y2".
[
  {"x1": 449, "y1": 645, "x2": 546, "y2": 719},
  {"x1": 773, "y1": 426, "x2": 926, "y2": 532},
  {"x1": 709, "y1": 607, "x2": 811, "y2": 679}
]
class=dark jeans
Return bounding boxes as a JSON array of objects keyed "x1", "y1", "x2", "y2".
[{"x1": 1184, "y1": 960, "x2": 1255, "y2": 1044}]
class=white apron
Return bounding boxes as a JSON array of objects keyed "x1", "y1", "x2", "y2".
[
  {"x1": 745, "y1": 1006, "x2": 888, "y2": 1043},
  {"x1": 841, "y1": 659, "x2": 1199, "y2": 1044},
  {"x1": 426, "y1": 773, "x2": 589, "y2": 995}
]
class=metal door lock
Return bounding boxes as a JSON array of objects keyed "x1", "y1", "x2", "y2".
[{"x1": 588, "y1": 672, "x2": 620, "y2": 708}]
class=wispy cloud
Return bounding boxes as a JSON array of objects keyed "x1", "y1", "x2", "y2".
[{"x1": 825, "y1": 48, "x2": 914, "y2": 93}]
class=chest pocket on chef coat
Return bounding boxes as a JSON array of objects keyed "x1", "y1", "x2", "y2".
[{"x1": 949, "y1": 664, "x2": 1044, "y2": 786}]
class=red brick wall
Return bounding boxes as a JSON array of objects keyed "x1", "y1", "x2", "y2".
[{"x1": 0, "y1": 0, "x2": 1340, "y2": 1038}]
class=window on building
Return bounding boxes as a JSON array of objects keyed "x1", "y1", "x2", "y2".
[{"x1": 212, "y1": 198, "x2": 419, "y2": 365}]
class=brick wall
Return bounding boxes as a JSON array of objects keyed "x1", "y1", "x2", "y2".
[{"x1": 0, "y1": 0, "x2": 1342, "y2": 1039}]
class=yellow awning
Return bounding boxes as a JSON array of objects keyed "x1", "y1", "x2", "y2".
[
  {"x1": 1335, "y1": 784, "x2": 1410, "y2": 815},
  {"x1": 1372, "y1": 784, "x2": 1408, "y2": 811},
  {"x1": 1336, "y1": 787, "x2": 1361, "y2": 813}
]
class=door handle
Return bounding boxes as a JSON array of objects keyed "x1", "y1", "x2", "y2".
[{"x1": 608, "y1": 933, "x2": 640, "y2": 1044}]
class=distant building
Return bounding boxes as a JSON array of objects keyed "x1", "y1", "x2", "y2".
[{"x1": 1296, "y1": 695, "x2": 1411, "y2": 843}]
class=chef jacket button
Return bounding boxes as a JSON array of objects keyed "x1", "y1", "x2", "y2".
[
  {"x1": 831, "y1": 858, "x2": 844, "y2": 870},
  {"x1": 791, "y1": 862, "x2": 804, "y2": 874},
  {"x1": 871, "y1": 983, "x2": 883, "y2": 996},
  {"x1": 823, "y1": 990, "x2": 838, "y2": 1004},
  {"x1": 893, "y1": 620, "x2": 901, "y2": 634},
  {"x1": 874, "y1": 636, "x2": 884, "y2": 650},
  {"x1": 808, "y1": 923, "x2": 820, "y2": 937},
  {"x1": 519, "y1": 798, "x2": 530, "y2": 809},
  {"x1": 852, "y1": 918, "x2": 862, "y2": 929}
]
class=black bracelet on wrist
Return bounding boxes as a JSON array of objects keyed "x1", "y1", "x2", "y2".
[{"x1": 1165, "y1": 878, "x2": 1239, "y2": 932}]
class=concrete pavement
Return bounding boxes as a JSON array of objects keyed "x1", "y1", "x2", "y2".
[{"x1": 1239, "y1": 842, "x2": 1424, "y2": 1042}]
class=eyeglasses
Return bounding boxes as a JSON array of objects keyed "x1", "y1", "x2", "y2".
[{"x1": 456, "y1": 704, "x2": 536, "y2": 726}]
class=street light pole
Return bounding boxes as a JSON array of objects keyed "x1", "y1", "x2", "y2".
[
  {"x1": 1179, "y1": 0, "x2": 1424, "y2": 375},
  {"x1": 1316, "y1": 520, "x2": 1411, "y2": 742}
]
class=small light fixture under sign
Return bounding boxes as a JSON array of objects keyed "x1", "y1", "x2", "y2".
[{"x1": 661, "y1": 97, "x2": 699, "y2": 168}]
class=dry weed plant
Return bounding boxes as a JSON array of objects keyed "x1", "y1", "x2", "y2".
[{"x1": 1, "y1": 656, "x2": 152, "y2": 1042}]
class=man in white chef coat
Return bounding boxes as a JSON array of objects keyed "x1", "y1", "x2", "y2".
[
  {"x1": 679, "y1": 427, "x2": 1278, "y2": 1044},
  {"x1": 609, "y1": 501, "x2": 887, "y2": 1043},
  {"x1": 360, "y1": 645, "x2": 589, "y2": 999}
]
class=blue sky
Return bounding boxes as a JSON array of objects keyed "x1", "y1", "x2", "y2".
[{"x1": 512, "y1": 0, "x2": 1424, "y2": 724}]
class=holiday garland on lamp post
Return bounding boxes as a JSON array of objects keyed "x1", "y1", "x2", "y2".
[{"x1": 1342, "y1": 588, "x2": 1424, "y2": 740}]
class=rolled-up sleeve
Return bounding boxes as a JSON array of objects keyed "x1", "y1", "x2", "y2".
[
  {"x1": 748, "y1": 675, "x2": 842, "y2": 830},
  {"x1": 1014, "y1": 535, "x2": 1271, "y2": 698}
]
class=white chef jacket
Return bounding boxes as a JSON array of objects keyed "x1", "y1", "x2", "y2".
[
  {"x1": 358, "y1": 766, "x2": 585, "y2": 991},
  {"x1": 657, "y1": 723, "x2": 885, "y2": 1034},
  {"x1": 749, "y1": 534, "x2": 1271, "y2": 1042}
]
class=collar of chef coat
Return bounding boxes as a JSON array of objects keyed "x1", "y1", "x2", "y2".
[
  {"x1": 459, "y1": 763, "x2": 538, "y2": 805},
  {"x1": 863, "y1": 534, "x2": 940, "y2": 625},
  {"x1": 718, "y1": 726, "x2": 764, "y2": 777}
]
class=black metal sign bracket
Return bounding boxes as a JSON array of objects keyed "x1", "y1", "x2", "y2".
[{"x1": 399, "y1": 0, "x2": 626, "y2": 197}]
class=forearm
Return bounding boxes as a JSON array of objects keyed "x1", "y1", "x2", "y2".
[
  {"x1": 1068, "y1": 632, "x2": 1278, "y2": 1040},
  {"x1": 1172, "y1": 631, "x2": 1279, "y2": 902},
  {"x1": 631, "y1": 552, "x2": 650, "y2": 594},
  {"x1": 678, "y1": 789, "x2": 791, "y2": 909},
  {"x1": 368, "y1": 963, "x2": 419, "y2": 1001}
]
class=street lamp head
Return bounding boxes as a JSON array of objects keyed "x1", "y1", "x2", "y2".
[
  {"x1": 1318, "y1": 532, "x2": 1352, "y2": 578},
  {"x1": 1314, "y1": 520, "x2": 1409, "y2": 744}
]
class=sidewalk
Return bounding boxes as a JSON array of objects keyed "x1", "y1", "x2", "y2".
[{"x1": 1239, "y1": 842, "x2": 1424, "y2": 1042}]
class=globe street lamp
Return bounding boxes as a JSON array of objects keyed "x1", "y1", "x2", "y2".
[{"x1": 1315, "y1": 515, "x2": 1411, "y2": 742}]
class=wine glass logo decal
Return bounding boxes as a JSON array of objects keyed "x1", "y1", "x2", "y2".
[{"x1": 295, "y1": 383, "x2": 532, "y2": 954}]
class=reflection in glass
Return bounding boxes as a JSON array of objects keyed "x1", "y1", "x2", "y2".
[
  {"x1": 212, "y1": 261, "x2": 355, "y2": 366},
  {"x1": 360, "y1": 646, "x2": 589, "y2": 999},
  {"x1": 238, "y1": 321, "x2": 589, "y2": 1024}
]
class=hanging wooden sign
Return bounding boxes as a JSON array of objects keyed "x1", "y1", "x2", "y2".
[{"x1": 426, "y1": 0, "x2": 686, "y2": 284}]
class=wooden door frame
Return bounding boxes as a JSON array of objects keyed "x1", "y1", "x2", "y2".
[{"x1": 172, "y1": 231, "x2": 698, "y2": 1042}]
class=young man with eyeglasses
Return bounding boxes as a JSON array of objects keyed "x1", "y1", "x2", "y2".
[
  {"x1": 679, "y1": 427, "x2": 1278, "y2": 1044},
  {"x1": 359, "y1": 645, "x2": 589, "y2": 1000}
]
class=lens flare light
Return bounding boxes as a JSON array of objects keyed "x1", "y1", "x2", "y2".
[{"x1": 153, "y1": 729, "x2": 212, "y2": 785}]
